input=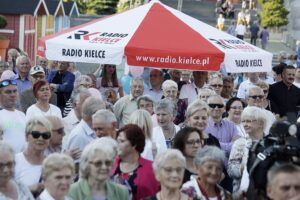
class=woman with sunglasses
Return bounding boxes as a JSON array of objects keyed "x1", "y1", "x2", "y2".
[
  {"x1": 69, "y1": 137, "x2": 129, "y2": 199},
  {"x1": 96, "y1": 64, "x2": 124, "y2": 104},
  {"x1": 26, "y1": 80, "x2": 62, "y2": 120},
  {"x1": 14, "y1": 116, "x2": 52, "y2": 197},
  {"x1": 173, "y1": 126, "x2": 203, "y2": 185},
  {"x1": 0, "y1": 141, "x2": 34, "y2": 199}
]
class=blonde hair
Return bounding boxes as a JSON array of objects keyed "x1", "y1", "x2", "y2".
[{"x1": 129, "y1": 109, "x2": 153, "y2": 139}]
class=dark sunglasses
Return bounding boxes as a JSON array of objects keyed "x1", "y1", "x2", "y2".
[
  {"x1": 0, "y1": 79, "x2": 17, "y2": 88},
  {"x1": 31, "y1": 131, "x2": 51, "y2": 139},
  {"x1": 249, "y1": 95, "x2": 264, "y2": 100},
  {"x1": 208, "y1": 104, "x2": 224, "y2": 109}
]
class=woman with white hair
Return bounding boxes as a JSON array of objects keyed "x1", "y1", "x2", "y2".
[
  {"x1": 38, "y1": 153, "x2": 74, "y2": 200},
  {"x1": 198, "y1": 88, "x2": 216, "y2": 103},
  {"x1": 181, "y1": 146, "x2": 232, "y2": 199},
  {"x1": 153, "y1": 99, "x2": 180, "y2": 149},
  {"x1": 227, "y1": 106, "x2": 267, "y2": 197},
  {"x1": 15, "y1": 116, "x2": 52, "y2": 197},
  {"x1": 162, "y1": 79, "x2": 187, "y2": 125},
  {"x1": 68, "y1": 137, "x2": 129, "y2": 199},
  {"x1": 144, "y1": 149, "x2": 189, "y2": 200},
  {"x1": 0, "y1": 142, "x2": 34, "y2": 199}
]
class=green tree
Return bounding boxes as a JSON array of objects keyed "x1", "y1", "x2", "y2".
[
  {"x1": 86, "y1": 0, "x2": 119, "y2": 15},
  {"x1": 258, "y1": 0, "x2": 289, "y2": 27},
  {"x1": 65, "y1": 0, "x2": 88, "y2": 14},
  {"x1": 117, "y1": 0, "x2": 143, "y2": 13}
]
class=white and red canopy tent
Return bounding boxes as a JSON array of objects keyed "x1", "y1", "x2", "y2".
[{"x1": 38, "y1": 0, "x2": 273, "y2": 73}]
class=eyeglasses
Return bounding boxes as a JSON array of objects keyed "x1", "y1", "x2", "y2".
[
  {"x1": 248, "y1": 95, "x2": 264, "y2": 100},
  {"x1": 52, "y1": 128, "x2": 65, "y2": 135},
  {"x1": 31, "y1": 131, "x2": 51, "y2": 140},
  {"x1": 89, "y1": 160, "x2": 113, "y2": 168},
  {"x1": 241, "y1": 119, "x2": 257, "y2": 124},
  {"x1": 230, "y1": 106, "x2": 243, "y2": 110},
  {"x1": 199, "y1": 95, "x2": 210, "y2": 99},
  {"x1": 162, "y1": 167, "x2": 184, "y2": 174},
  {"x1": 0, "y1": 80, "x2": 17, "y2": 88},
  {"x1": 0, "y1": 161, "x2": 15, "y2": 169},
  {"x1": 210, "y1": 84, "x2": 223, "y2": 88},
  {"x1": 186, "y1": 139, "x2": 201, "y2": 146},
  {"x1": 208, "y1": 104, "x2": 224, "y2": 109}
]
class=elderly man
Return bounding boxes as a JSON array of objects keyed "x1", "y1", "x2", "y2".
[
  {"x1": 0, "y1": 79, "x2": 26, "y2": 153},
  {"x1": 137, "y1": 95, "x2": 154, "y2": 115},
  {"x1": 144, "y1": 69, "x2": 164, "y2": 102},
  {"x1": 14, "y1": 55, "x2": 32, "y2": 94},
  {"x1": 64, "y1": 96, "x2": 105, "y2": 159},
  {"x1": 92, "y1": 109, "x2": 117, "y2": 138},
  {"x1": 37, "y1": 57, "x2": 50, "y2": 79},
  {"x1": 20, "y1": 65, "x2": 57, "y2": 112},
  {"x1": 237, "y1": 72, "x2": 260, "y2": 99},
  {"x1": 48, "y1": 61, "x2": 75, "y2": 113},
  {"x1": 62, "y1": 88, "x2": 91, "y2": 138},
  {"x1": 268, "y1": 65, "x2": 300, "y2": 117},
  {"x1": 44, "y1": 115, "x2": 65, "y2": 156},
  {"x1": 267, "y1": 164, "x2": 300, "y2": 200},
  {"x1": 246, "y1": 86, "x2": 275, "y2": 134},
  {"x1": 7, "y1": 48, "x2": 20, "y2": 73},
  {"x1": 179, "y1": 71, "x2": 208, "y2": 105},
  {"x1": 204, "y1": 95, "x2": 239, "y2": 156},
  {"x1": 114, "y1": 77, "x2": 144, "y2": 127}
]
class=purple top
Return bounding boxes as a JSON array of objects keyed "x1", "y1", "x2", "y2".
[{"x1": 204, "y1": 117, "x2": 239, "y2": 156}]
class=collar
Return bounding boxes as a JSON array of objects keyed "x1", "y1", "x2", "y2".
[
  {"x1": 129, "y1": 94, "x2": 136, "y2": 101},
  {"x1": 80, "y1": 119, "x2": 95, "y2": 136},
  {"x1": 209, "y1": 117, "x2": 223, "y2": 127},
  {"x1": 15, "y1": 74, "x2": 30, "y2": 81},
  {"x1": 39, "y1": 189, "x2": 71, "y2": 200}
]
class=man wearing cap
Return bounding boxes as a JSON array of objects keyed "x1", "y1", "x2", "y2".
[
  {"x1": 0, "y1": 79, "x2": 26, "y2": 153},
  {"x1": 20, "y1": 65, "x2": 57, "y2": 112}
]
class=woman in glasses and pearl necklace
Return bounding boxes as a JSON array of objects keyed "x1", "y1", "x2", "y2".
[{"x1": 14, "y1": 116, "x2": 52, "y2": 197}]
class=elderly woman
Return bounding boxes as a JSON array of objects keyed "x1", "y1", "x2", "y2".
[
  {"x1": 186, "y1": 99, "x2": 220, "y2": 146},
  {"x1": 15, "y1": 116, "x2": 52, "y2": 196},
  {"x1": 182, "y1": 146, "x2": 232, "y2": 200},
  {"x1": 146, "y1": 149, "x2": 189, "y2": 200},
  {"x1": 227, "y1": 107, "x2": 267, "y2": 197},
  {"x1": 225, "y1": 97, "x2": 247, "y2": 137},
  {"x1": 26, "y1": 80, "x2": 62, "y2": 120},
  {"x1": 162, "y1": 80, "x2": 187, "y2": 125},
  {"x1": 255, "y1": 81, "x2": 271, "y2": 110},
  {"x1": 0, "y1": 142, "x2": 34, "y2": 199},
  {"x1": 69, "y1": 137, "x2": 129, "y2": 199},
  {"x1": 153, "y1": 98, "x2": 180, "y2": 149},
  {"x1": 112, "y1": 124, "x2": 160, "y2": 200},
  {"x1": 63, "y1": 75, "x2": 93, "y2": 117},
  {"x1": 209, "y1": 76, "x2": 224, "y2": 96},
  {"x1": 173, "y1": 126, "x2": 203, "y2": 184},
  {"x1": 198, "y1": 88, "x2": 216, "y2": 103},
  {"x1": 129, "y1": 109, "x2": 164, "y2": 161},
  {"x1": 38, "y1": 153, "x2": 74, "y2": 200}
]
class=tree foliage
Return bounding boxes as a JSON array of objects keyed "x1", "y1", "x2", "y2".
[
  {"x1": 258, "y1": 0, "x2": 289, "y2": 27},
  {"x1": 86, "y1": 0, "x2": 119, "y2": 15},
  {"x1": 117, "y1": 0, "x2": 143, "y2": 13}
]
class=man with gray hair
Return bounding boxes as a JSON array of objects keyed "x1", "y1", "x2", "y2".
[
  {"x1": 246, "y1": 86, "x2": 275, "y2": 135},
  {"x1": 14, "y1": 55, "x2": 32, "y2": 94},
  {"x1": 114, "y1": 77, "x2": 144, "y2": 127},
  {"x1": 92, "y1": 109, "x2": 117, "y2": 138},
  {"x1": 64, "y1": 96, "x2": 105, "y2": 159},
  {"x1": 267, "y1": 163, "x2": 300, "y2": 200}
]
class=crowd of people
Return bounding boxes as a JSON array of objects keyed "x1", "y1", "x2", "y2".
[{"x1": 0, "y1": 47, "x2": 300, "y2": 200}]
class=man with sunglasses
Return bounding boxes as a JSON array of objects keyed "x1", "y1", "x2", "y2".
[
  {"x1": 204, "y1": 95, "x2": 240, "y2": 157},
  {"x1": 0, "y1": 79, "x2": 27, "y2": 153},
  {"x1": 246, "y1": 86, "x2": 275, "y2": 135}
]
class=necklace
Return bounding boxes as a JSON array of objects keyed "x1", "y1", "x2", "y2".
[{"x1": 159, "y1": 191, "x2": 181, "y2": 200}]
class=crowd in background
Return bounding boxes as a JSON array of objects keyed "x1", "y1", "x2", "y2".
[{"x1": 0, "y1": 47, "x2": 299, "y2": 200}]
